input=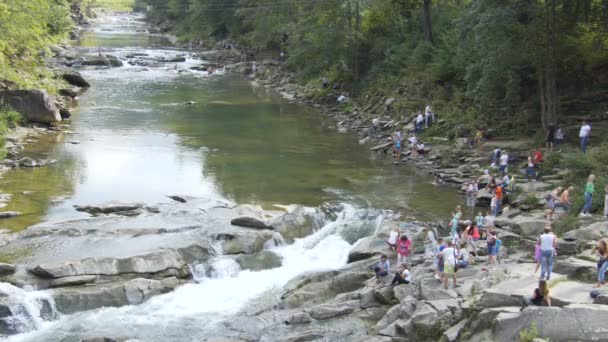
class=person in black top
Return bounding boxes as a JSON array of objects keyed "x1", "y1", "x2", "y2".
[
  {"x1": 522, "y1": 279, "x2": 551, "y2": 310},
  {"x1": 546, "y1": 123, "x2": 556, "y2": 152}
]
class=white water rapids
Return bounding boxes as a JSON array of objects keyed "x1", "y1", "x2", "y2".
[{"x1": 5, "y1": 204, "x2": 382, "y2": 341}]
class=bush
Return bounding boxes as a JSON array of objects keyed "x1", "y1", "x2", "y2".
[
  {"x1": 554, "y1": 214, "x2": 581, "y2": 236},
  {"x1": 519, "y1": 323, "x2": 540, "y2": 342}
]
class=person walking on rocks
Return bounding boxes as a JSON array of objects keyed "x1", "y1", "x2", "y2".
[
  {"x1": 463, "y1": 222, "x2": 479, "y2": 258},
  {"x1": 592, "y1": 239, "x2": 608, "y2": 288},
  {"x1": 580, "y1": 174, "x2": 595, "y2": 218},
  {"x1": 544, "y1": 187, "x2": 561, "y2": 221},
  {"x1": 526, "y1": 151, "x2": 536, "y2": 182},
  {"x1": 494, "y1": 185, "x2": 503, "y2": 216},
  {"x1": 539, "y1": 226, "x2": 557, "y2": 281},
  {"x1": 579, "y1": 120, "x2": 591, "y2": 153},
  {"x1": 425, "y1": 104, "x2": 433, "y2": 128},
  {"x1": 434, "y1": 238, "x2": 446, "y2": 280},
  {"x1": 396, "y1": 235, "x2": 412, "y2": 265},
  {"x1": 442, "y1": 241, "x2": 458, "y2": 289}
]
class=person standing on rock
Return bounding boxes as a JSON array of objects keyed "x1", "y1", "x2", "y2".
[
  {"x1": 558, "y1": 185, "x2": 574, "y2": 212},
  {"x1": 466, "y1": 182, "x2": 478, "y2": 211},
  {"x1": 539, "y1": 226, "x2": 557, "y2": 281},
  {"x1": 555, "y1": 125, "x2": 565, "y2": 148},
  {"x1": 415, "y1": 111, "x2": 424, "y2": 133},
  {"x1": 425, "y1": 104, "x2": 433, "y2": 128},
  {"x1": 442, "y1": 241, "x2": 458, "y2": 289},
  {"x1": 396, "y1": 235, "x2": 412, "y2": 265},
  {"x1": 475, "y1": 128, "x2": 484, "y2": 153},
  {"x1": 592, "y1": 240, "x2": 608, "y2": 288},
  {"x1": 580, "y1": 174, "x2": 595, "y2": 218},
  {"x1": 491, "y1": 148, "x2": 501, "y2": 168},
  {"x1": 424, "y1": 227, "x2": 437, "y2": 258},
  {"x1": 464, "y1": 221, "x2": 480, "y2": 257},
  {"x1": 498, "y1": 151, "x2": 509, "y2": 177},
  {"x1": 526, "y1": 151, "x2": 536, "y2": 182},
  {"x1": 579, "y1": 120, "x2": 591, "y2": 154},
  {"x1": 486, "y1": 226, "x2": 498, "y2": 267},
  {"x1": 494, "y1": 186, "x2": 503, "y2": 216},
  {"x1": 546, "y1": 123, "x2": 556, "y2": 152},
  {"x1": 434, "y1": 238, "x2": 446, "y2": 280},
  {"x1": 387, "y1": 226, "x2": 400, "y2": 251},
  {"x1": 393, "y1": 133, "x2": 402, "y2": 161},
  {"x1": 373, "y1": 255, "x2": 390, "y2": 285}
]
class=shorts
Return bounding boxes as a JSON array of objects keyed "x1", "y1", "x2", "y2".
[
  {"x1": 444, "y1": 262, "x2": 456, "y2": 275},
  {"x1": 438, "y1": 261, "x2": 444, "y2": 273},
  {"x1": 488, "y1": 245, "x2": 497, "y2": 256},
  {"x1": 499, "y1": 165, "x2": 507, "y2": 172}
]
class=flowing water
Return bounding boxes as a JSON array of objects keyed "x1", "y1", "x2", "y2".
[{"x1": 0, "y1": 14, "x2": 461, "y2": 341}]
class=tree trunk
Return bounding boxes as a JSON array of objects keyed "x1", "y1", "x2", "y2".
[{"x1": 422, "y1": 0, "x2": 434, "y2": 43}]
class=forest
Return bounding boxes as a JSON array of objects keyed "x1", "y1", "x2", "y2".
[{"x1": 139, "y1": 0, "x2": 608, "y2": 135}]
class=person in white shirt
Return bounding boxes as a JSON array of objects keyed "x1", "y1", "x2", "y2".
[
  {"x1": 555, "y1": 125, "x2": 564, "y2": 147},
  {"x1": 416, "y1": 142, "x2": 425, "y2": 155},
  {"x1": 499, "y1": 152, "x2": 509, "y2": 177},
  {"x1": 408, "y1": 135, "x2": 418, "y2": 151},
  {"x1": 337, "y1": 94, "x2": 347, "y2": 103},
  {"x1": 415, "y1": 112, "x2": 424, "y2": 133},
  {"x1": 579, "y1": 121, "x2": 591, "y2": 153},
  {"x1": 539, "y1": 226, "x2": 557, "y2": 280},
  {"x1": 386, "y1": 226, "x2": 400, "y2": 251},
  {"x1": 391, "y1": 264, "x2": 411, "y2": 285},
  {"x1": 424, "y1": 104, "x2": 433, "y2": 128},
  {"x1": 458, "y1": 243, "x2": 469, "y2": 268}
]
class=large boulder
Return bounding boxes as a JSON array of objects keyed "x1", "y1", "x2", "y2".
[
  {"x1": 61, "y1": 71, "x2": 90, "y2": 88},
  {"x1": 234, "y1": 251, "x2": 282, "y2": 271},
  {"x1": 0, "y1": 90, "x2": 61, "y2": 123},
  {"x1": 214, "y1": 231, "x2": 273, "y2": 254},
  {"x1": 307, "y1": 300, "x2": 359, "y2": 320},
  {"x1": 28, "y1": 246, "x2": 209, "y2": 280},
  {"x1": 52, "y1": 277, "x2": 179, "y2": 314},
  {"x1": 74, "y1": 202, "x2": 144, "y2": 215},
  {"x1": 347, "y1": 236, "x2": 388, "y2": 263},
  {"x1": 492, "y1": 304, "x2": 608, "y2": 342},
  {"x1": 268, "y1": 206, "x2": 320, "y2": 242},
  {"x1": 564, "y1": 221, "x2": 608, "y2": 241},
  {"x1": 494, "y1": 215, "x2": 550, "y2": 237},
  {"x1": 230, "y1": 217, "x2": 271, "y2": 230}
]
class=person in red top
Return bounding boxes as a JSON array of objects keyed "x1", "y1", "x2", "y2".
[
  {"x1": 397, "y1": 235, "x2": 412, "y2": 265},
  {"x1": 495, "y1": 186, "x2": 503, "y2": 216},
  {"x1": 534, "y1": 147, "x2": 544, "y2": 181},
  {"x1": 463, "y1": 222, "x2": 480, "y2": 257}
]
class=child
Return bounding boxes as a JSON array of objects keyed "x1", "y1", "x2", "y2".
[
  {"x1": 487, "y1": 227, "x2": 497, "y2": 266},
  {"x1": 534, "y1": 239, "x2": 541, "y2": 274},
  {"x1": 434, "y1": 238, "x2": 446, "y2": 280},
  {"x1": 475, "y1": 212, "x2": 484, "y2": 228},
  {"x1": 495, "y1": 233, "x2": 502, "y2": 264},
  {"x1": 397, "y1": 235, "x2": 412, "y2": 265},
  {"x1": 458, "y1": 242, "x2": 469, "y2": 268},
  {"x1": 387, "y1": 226, "x2": 400, "y2": 251}
]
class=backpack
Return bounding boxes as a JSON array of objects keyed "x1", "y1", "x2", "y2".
[{"x1": 590, "y1": 289, "x2": 604, "y2": 299}]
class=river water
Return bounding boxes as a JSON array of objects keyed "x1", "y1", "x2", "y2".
[{"x1": 2, "y1": 13, "x2": 460, "y2": 341}]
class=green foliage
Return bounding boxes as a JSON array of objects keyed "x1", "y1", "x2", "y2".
[
  {"x1": 0, "y1": 106, "x2": 24, "y2": 160},
  {"x1": 519, "y1": 322, "x2": 540, "y2": 342},
  {"x1": 0, "y1": 0, "x2": 73, "y2": 90},
  {"x1": 553, "y1": 214, "x2": 580, "y2": 236},
  {"x1": 523, "y1": 194, "x2": 541, "y2": 208}
]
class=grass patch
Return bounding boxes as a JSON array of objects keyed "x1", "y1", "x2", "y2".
[
  {"x1": 519, "y1": 322, "x2": 540, "y2": 342},
  {"x1": 0, "y1": 106, "x2": 25, "y2": 160}
]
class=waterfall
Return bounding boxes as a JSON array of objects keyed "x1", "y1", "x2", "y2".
[{"x1": 0, "y1": 283, "x2": 59, "y2": 335}]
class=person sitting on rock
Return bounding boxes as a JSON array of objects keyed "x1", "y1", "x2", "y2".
[
  {"x1": 592, "y1": 239, "x2": 608, "y2": 288},
  {"x1": 416, "y1": 141, "x2": 425, "y2": 155},
  {"x1": 372, "y1": 254, "x2": 390, "y2": 285},
  {"x1": 458, "y1": 242, "x2": 469, "y2": 268},
  {"x1": 522, "y1": 279, "x2": 551, "y2": 309},
  {"x1": 391, "y1": 263, "x2": 411, "y2": 286}
]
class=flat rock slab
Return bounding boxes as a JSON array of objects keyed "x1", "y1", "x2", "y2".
[
  {"x1": 230, "y1": 216, "x2": 271, "y2": 230},
  {"x1": 550, "y1": 281, "x2": 594, "y2": 306}
]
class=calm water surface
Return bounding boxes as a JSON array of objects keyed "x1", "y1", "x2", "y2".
[{"x1": 0, "y1": 15, "x2": 459, "y2": 231}]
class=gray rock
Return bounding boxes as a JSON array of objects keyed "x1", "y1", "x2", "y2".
[
  {"x1": 62, "y1": 71, "x2": 90, "y2": 88},
  {"x1": 564, "y1": 221, "x2": 608, "y2": 241},
  {"x1": 0, "y1": 263, "x2": 15, "y2": 277},
  {"x1": 442, "y1": 318, "x2": 468, "y2": 342},
  {"x1": 373, "y1": 287, "x2": 396, "y2": 305},
  {"x1": 478, "y1": 290, "x2": 522, "y2": 308},
  {"x1": 74, "y1": 202, "x2": 144, "y2": 215},
  {"x1": 393, "y1": 284, "x2": 417, "y2": 302},
  {"x1": 0, "y1": 211, "x2": 20, "y2": 219},
  {"x1": 307, "y1": 300, "x2": 359, "y2": 320},
  {"x1": 49, "y1": 275, "x2": 97, "y2": 288},
  {"x1": 80, "y1": 55, "x2": 123, "y2": 67},
  {"x1": 215, "y1": 231, "x2": 272, "y2": 255},
  {"x1": 234, "y1": 250, "x2": 282, "y2": 271},
  {"x1": 495, "y1": 215, "x2": 550, "y2": 237},
  {"x1": 0, "y1": 89, "x2": 62, "y2": 123},
  {"x1": 230, "y1": 216, "x2": 270, "y2": 230},
  {"x1": 167, "y1": 195, "x2": 187, "y2": 203},
  {"x1": 284, "y1": 312, "x2": 311, "y2": 325},
  {"x1": 29, "y1": 246, "x2": 207, "y2": 279},
  {"x1": 53, "y1": 277, "x2": 179, "y2": 314},
  {"x1": 553, "y1": 257, "x2": 596, "y2": 281},
  {"x1": 493, "y1": 304, "x2": 608, "y2": 342},
  {"x1": 374, "y1": 304, "x2": 401, "y2": 332},
  {"x1": 268, "y1": 206, "x2": 319, "y2": 242},
  {"x1": 348, "y1": 236, "x2": 387, "y2": 263}
]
